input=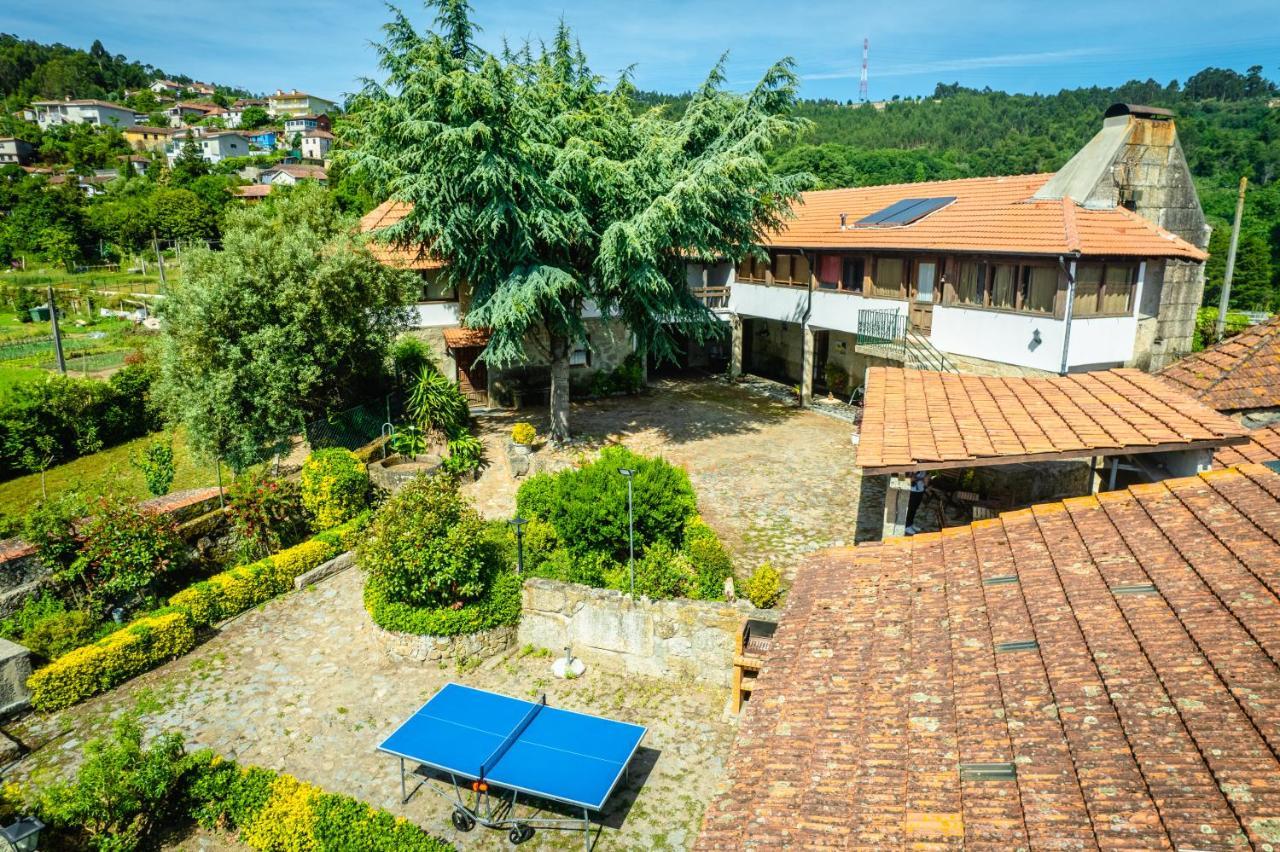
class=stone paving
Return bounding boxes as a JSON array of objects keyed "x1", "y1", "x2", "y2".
[
  {"x1": 465, "y1": 377, "x2": 882, "y2": 576},
  {"x1": 3, "y1": 567, "x2": 735, "y2": 851}
]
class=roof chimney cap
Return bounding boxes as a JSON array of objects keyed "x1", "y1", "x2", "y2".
[{"x1": 1104, "y1": 103, "x2": 1175, "y2": 121}]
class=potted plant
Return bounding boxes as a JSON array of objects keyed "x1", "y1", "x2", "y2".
[{"x1": 511, "y1": 422, "x2": 537, "y2": 455}]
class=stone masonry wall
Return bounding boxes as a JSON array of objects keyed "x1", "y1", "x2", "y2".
[
  {"x1": 373, "y1": 622, "x2": 517, "y2": 666},
  {"x1": 518, "y1": 578, "x2": 773, "y2": 688}
]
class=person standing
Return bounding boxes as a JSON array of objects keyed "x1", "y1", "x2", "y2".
[{"x1": 905, "y1": 470, "x2": 929, "y2": 535}]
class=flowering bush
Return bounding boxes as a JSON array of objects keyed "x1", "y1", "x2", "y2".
[
  {"x1": 300, "y1": 448, "x2": 370, "y2": 531},
  {"x1": 66, "y1": 497, "x2": 182, "y2": 610},
  {"x1": 511, "y1": 422, "x2": 536, "y2": 445},
  {"x1": 743, "y1": 562, "x2": 783, "y2": 609},
  {"x1": 226, "y1": 473, "x2": 308, "y2": 560}
]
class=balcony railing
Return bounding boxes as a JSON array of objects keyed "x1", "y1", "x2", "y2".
[
  {"x1": 856, "y1": 308, "x2": 957, "y2": 373},
  {"x1": 692, "y1": 286, "x2": 730, "y2": 310}
]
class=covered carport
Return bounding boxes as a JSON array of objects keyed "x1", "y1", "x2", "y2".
[{"x1": 854, "y1": 366, "x2": 1251, "y2": 538}]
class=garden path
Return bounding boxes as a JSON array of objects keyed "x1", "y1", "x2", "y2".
[
  {"x1": 464, "y1": 377, "x2": 882, "y2": 576},
  {"x1": 4, "y1": 567, "x2": 734, "y2": 851}
]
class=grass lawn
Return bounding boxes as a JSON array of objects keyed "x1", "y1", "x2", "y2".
[
  {"x1": 0, "y1": 427, "x2": 223, "y2": 524},
  {"x1": 0, "y1": 363, "x2": 51, "y2": 399}
]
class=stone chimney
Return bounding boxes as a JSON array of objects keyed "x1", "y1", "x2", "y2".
[{"x1": 1034, "y1": 105, "x2": 1209, "y2": 370}]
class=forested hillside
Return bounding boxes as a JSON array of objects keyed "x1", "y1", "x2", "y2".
[{"x1": 643, "y1": 65, "x2": 1280, "y2": 310}]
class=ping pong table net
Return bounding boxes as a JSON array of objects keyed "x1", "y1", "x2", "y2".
[{"x1": 478, "y1": 693, "x2": 547, "y2": 780}]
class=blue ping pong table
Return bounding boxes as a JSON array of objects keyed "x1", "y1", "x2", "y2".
[{"x1": 378, "y1": 683, "x2": 646, "y2": 848}]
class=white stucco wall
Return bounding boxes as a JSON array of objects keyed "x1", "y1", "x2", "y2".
[
  {"x1": 930, "y1": 306, "x2": 1136, "y2": 372},
  {"x1": 809, "y1": 291, "x2": 904, "y2": 335},
  {"x1": 410, "y1": 301, "x2": 460, "y2": 328},
  {"x1": 728, "y1": 281, "x2": 809, "y2": 324}
]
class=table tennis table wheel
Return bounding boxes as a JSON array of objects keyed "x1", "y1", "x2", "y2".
[
  {"x1": 451, "y1": 809, "x2": 476, "y2": 832},
  {"x1": 509, "y1": 824, "x2": 534, "y2": 844}
]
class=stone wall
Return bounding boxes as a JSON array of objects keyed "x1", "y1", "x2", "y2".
[
  {"x1": 372, "y1": 622, "x2": 517, "y2": 666},
  {"x1": 518, "y1": 578, "x2": 773, "y2": 688}
]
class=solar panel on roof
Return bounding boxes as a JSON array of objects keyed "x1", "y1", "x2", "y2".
[{"x1": 853, "y1": 195, "x2": 956, "y2": 228}]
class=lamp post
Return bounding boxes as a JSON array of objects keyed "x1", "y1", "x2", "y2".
[
  {"x1": 508, "y1": 516, "x2": 528, "y2": 574},
  {"x1": 0, "y1": 816, "x2": 44, "y2": 852},
  {"x1": 618, "y1": 468, "x2": 636, "y2": 596}
]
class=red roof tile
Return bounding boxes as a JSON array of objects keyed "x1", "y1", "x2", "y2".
[
  {"x1": 357, "y1": 199, "x2": 444, "y2": 271},
  {"x1": 697, "y1": 464, "x2": 1280, "y2": 850},
  {"x1": 765, "y1": 174, "x2": 1207, "y2": 260},
  {"x1": 856, "y1": 367, "x2": 1248, "y2": 473},
  {"x1": 1160, "y1": 315, "x2": 1280, "y2": 412},
  {"x1": 1214, "y1": 423, "x2": 1280, "y2": 468},
  {"x1": 441, "y1": 327, "x2": 491, "y2": 348}
]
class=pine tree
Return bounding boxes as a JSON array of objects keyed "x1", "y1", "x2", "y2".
[{"x1": 343, "y1": 0, "x2": 810, "y2": 441}]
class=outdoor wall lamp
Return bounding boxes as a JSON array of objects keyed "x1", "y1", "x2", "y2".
[{"x1": 0, "y1": 816, "x2": 44, "y2": 852}]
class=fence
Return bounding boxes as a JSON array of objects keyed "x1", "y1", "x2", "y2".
[{"x1": 304, "y1": 393, "x2": 404, "y2": 452}]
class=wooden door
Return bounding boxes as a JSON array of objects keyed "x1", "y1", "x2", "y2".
[
  {"x1": 909, "y1": 260, "x2": 937, "y2": 334},
  {"x1": 454, "y1": 346, "x2": 489, "y2": 406}
]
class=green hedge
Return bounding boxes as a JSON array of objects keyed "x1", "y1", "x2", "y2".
[
  {"x1": 170, "y1": 513, "x2": 366, "y2": 627},
  {"x1": 364, "y1": 571, "x2": 522, "y2": 637},
  {"x1": 27, "y1": 514, "x2": 368, "y2": 711},
  {"x1": 28, "y1": 608, "x2": 197, "y2": 711},
  {"x1": 180, "y1": 750, "x2": 454, "y2": 851}
]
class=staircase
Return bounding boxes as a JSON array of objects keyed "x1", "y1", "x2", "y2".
[{"x1": 855, "y1": 308, "x2": 958, "y2": 373}]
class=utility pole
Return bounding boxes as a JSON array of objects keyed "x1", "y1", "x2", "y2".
[
  {"x1": 1215, "y1": 176, "x2": 1248, "y2": 342},
  {"x1": 152, "y1": 230, "x2": 168, "y2": 292},
  {"x1": 47, "y1": 286, "x2": 66, "y2": 375}
]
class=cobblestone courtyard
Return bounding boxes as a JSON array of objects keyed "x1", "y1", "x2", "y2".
[
  {"x1": 4, "y1": 568, "x2": 735, "y2": 851},
  {"x1": 466, "y1": 377, "x2": 880, "y2": 576}
]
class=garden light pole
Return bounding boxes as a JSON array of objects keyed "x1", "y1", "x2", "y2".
[
  {"x1": 618, "y1": 468, "x2": 636, "y2": 596},
  {"x1": 509, "y1": 516, "x2": 528, "y2": 574}
]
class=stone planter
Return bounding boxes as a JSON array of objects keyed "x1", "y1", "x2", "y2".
[
  {"x1": 372, "y1": 620, "x2": 517, "y2": 665},
  {"x1": 367, "y1": 453, "x2": 443, "y2": 493}
]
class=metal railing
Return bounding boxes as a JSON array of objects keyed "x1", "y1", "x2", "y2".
[{"x1": 855, "y1": 308, "x2": 958, "y2": 373}]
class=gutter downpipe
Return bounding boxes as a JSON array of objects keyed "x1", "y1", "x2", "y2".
[{"x1": 1058, "y1": 255, "x2": 1079, "y2": 376}]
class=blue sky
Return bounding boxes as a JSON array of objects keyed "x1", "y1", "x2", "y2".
[{"x1": 5, "y1": 1, "x2": 1278, "y2": 102}]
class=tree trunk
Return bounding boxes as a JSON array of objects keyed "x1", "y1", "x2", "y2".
[{"x1": 548, "y1": 333, "x2": 571, "y2": 444}]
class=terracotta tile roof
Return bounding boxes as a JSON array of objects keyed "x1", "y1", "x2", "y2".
[
  {"x1": 1214, "y1": 423, "x2": 1280, "y2": 468},
  {"x1": 766, "y1": 174, "x2": 1207, "y2": 260},
  {"x1": 263, "y1": 164, "x2": 327, "y2": 180},
  {"x1": 697, "y1": 464, "x2": 1280, "y2": 850},
  {"x1": 1160, "y1": 315, "x2": 1280, "y2": 412},
  {"x1": 232, "y1": 184, "x2": 272, "y2": 198},
  {"x1": 857, "y1": 367, "x2": 1248, "y2": 473},
  {"x1": 441, "y1": 327, "x2": 491, "y2": 348},
  {"x1": 357, "y1": 199, "x2": 444, "y2": 270}
]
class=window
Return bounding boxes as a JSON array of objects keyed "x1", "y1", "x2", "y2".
[
  {"x1": 1022, "y1": 266, "x2": 1057, "y2": 314},
  {"x1": 955, "y1": 261, "x2": 984, "y2": 305},
  {"x1": 990, "y1": 265, "x2": 1017, "y2": 310},
  {"x1": 418, "y1": 270, "x2": 457, "y2": 302},
  {"x1": 817, "y1": 255, "x2": 842, "y2": 290},
  {"x1": 842, "y1": 258, "x2": 864, "y2": 293},
  {"x1": 871, "y1": 257, "x2": 904, "y2": 299},
  {"x1": 569, "y1": 343, "x2": 591, "y2": 367},
  {"x1": 1101, "y1": 264, "x2": 1136, "y2": 314},
  {"x1": 736, "y1": 257, "x2": 766, "y2": 283},
  {"x1": 772, "y1": 253, "x2": 810, "y2": 286}
]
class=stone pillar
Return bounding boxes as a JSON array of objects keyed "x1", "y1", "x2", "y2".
[
  {"x1": 0, "y1": 639, "x2": 33, "y2": 716},
  {"x1": 729, "y1": 315, "x2": 743, "y2": 378},
  {"x1": 800, "y1": 324, "x2": 814, "y2": 406},
  {"x1": 882, "y1": 474, "x2": 912, "y2": 539}
]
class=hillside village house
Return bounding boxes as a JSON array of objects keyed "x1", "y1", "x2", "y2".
[
  {"x1": 166, "y1": 101, "x2": 219, "y2": 127},
  {"x1": 0, "y1": 137, "x2": 34, "y2": 165},
  {"x1": 267, "y1": 89, "x2": 338, "y2": 118},
  {"x1": 299, "y1": 129, "x2": 332, "y2": 161},
  {"x1": 359, "y1": 201, "x2": 635, "y2": 407},
  {"x1": 283, "y1": 114, "x2": 330, "y2": 136},
  {"x1": 123, "y1": 125, "x2": 177, "y2": 153},
  {"x1": 259, "y1": 164, "x2": 327, "y2": 186},
  {"x1": 226, "y1": 98, "x2": 268, "y2": 129},
  {"x1": 692, "y1": 105, "x2": 1210, "y2": 403},
  {"x1": 149, "y1": 79, "x2": 184, "y2": 95},
  {"x1": 166, "y1": 129, "x2": 251, "y2": 165},
  {"x1": 31, "y1": 98, "x2": 136, "y2": 129}
]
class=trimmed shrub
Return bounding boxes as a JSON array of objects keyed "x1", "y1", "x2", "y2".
[
  {"x1": 514, "y1": 445, "x2": 696, "y2": 562},
  {"x1": 743, "y1": 562, "x2": 783, "y2": 609},
  {"x1": 365, "y1": 571, "x2": 521, "y2": 637},
  {"x1": 359, "y1": 475, "x2": 487, "y2": 609},
  {"x1": 226, "y1": 473, "x2": 308, "y2": 561},
  {"x1": 28, "y1": 609, "x2": 197, "y2": 711},
  {"x1": 70, "y1": 497, "x2": 183, "y2": 609},
  {"x1": 300, "y1": 448, "x2": 370, "y2": 531},
  {"x1": 633, "y1": 540, "x2": 696, "y2": 599},
  {"x1": 530, "y1": 547, "x2": 618, "y2": 588},
  {"x1": 683, "y1": 517, "x2": 733, "y2": 601}
]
